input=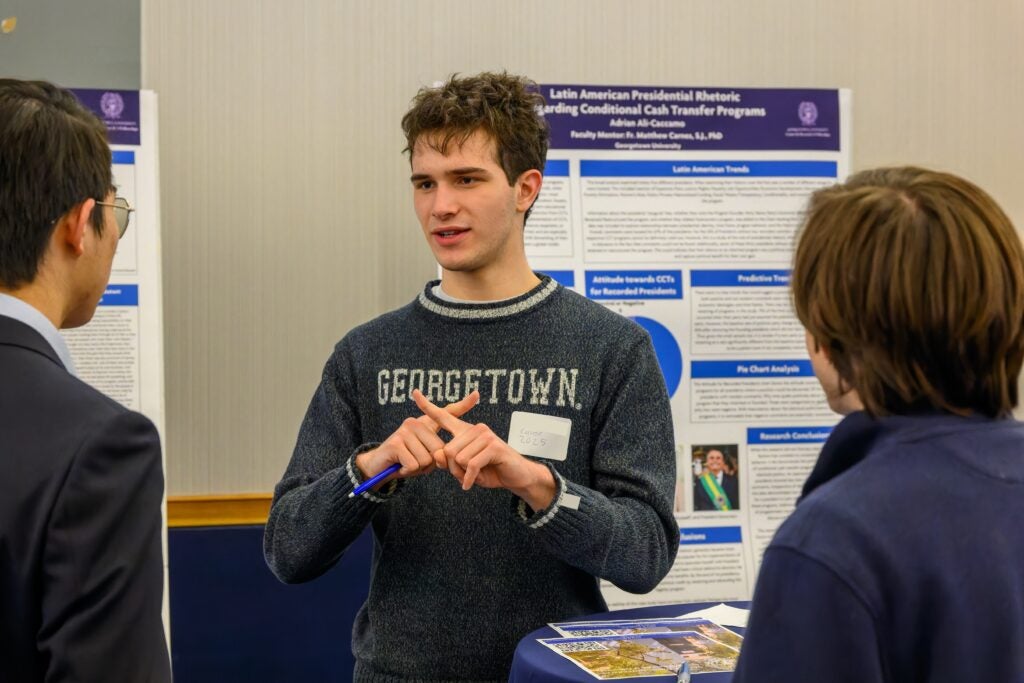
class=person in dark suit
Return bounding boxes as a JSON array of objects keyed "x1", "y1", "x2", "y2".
[
  {"x1": 693, "y1": 448, "x2": 739, "y2": 511},
  {"x1": 0, "y1": 79, "x2": 171, "y2": 682}
]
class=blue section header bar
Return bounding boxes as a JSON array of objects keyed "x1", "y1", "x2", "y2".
[
  {"x1": 111, "y1": 150, "x2": 136, "y2": 165},
  {"x1": 544, "y1": 159, "x2": 570, "y2": 176},
  {"x1": 585, "y1": 270, "x2": 683, "y2": 300},
  {"x1": 540, "y1": 270, "x2": 575, "y2": 287},
  {"x1": 542, "y1": 85, "x2": 841, "y2": 152},
  {"x1": 691, "y1": 360, "x2": 813, "y2": 378},
  {"x1": 748, "y1": 426, "x2": 833, "y2": 444},
  {"x1": 680, "y1": 526, "x2": 742, "y2": 545},
  {"x1": 580, "y1": 160, "x2": 836, "y2": 178},
  {"x1": 691, "y1": 269, "x2": 791, "y2": 287},
  {"x1": 98, "y1": 284, "x2": 139, "y2": 306}
]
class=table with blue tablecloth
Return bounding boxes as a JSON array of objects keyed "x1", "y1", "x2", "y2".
[{"x1": 510, "y1": 601, "x2": 750, "y2": 682}]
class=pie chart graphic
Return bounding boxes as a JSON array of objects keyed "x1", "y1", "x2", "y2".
[{"x1": 630, "y1": 316, "x2": 682, "y2": 397}]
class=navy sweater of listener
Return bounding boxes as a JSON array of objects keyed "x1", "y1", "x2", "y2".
[
  {"x1": 263, "y1": 276, "x2": 678, "y2": 682},
  {"x1": 734, "y1": 411, "x2": 1024, "y2": 683}
]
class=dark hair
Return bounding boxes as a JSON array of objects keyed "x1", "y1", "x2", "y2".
[
  {"x1": 401, "y1": 72, "x2": 549, "y2": 220},
  {"x1": 792, "y1": 166, "x2": 1024, "y2": 417},
  {"x1": 0, "y1": 79, "x2": 112, "y2": 288}
]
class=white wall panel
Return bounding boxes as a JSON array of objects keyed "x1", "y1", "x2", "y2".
[{"x1": 142, "y1": 0, "x2": 1024, "y2": 493}]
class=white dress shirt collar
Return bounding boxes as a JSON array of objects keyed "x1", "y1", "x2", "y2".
[{"x1": 0, "y1": 293, "x2": 77, "y2": 375}]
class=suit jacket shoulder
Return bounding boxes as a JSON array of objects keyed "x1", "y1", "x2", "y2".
[{"x1": 0, "y1": 315, "x2": 171, "y2": 681}]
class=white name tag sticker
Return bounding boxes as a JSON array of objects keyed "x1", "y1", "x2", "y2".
[
  {"x1": 560, "y1": 493, "x2": 581, "y2": 510},
  {"x1": 508, "y1": 411, "x2": 572, "y2": 461}
]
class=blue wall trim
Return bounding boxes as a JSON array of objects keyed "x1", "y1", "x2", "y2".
[{"x1": 169, "y1": 526, "x2": 372, "y2": 682}]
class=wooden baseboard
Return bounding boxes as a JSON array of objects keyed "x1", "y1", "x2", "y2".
[{"x1": 167, "y1": 493, "x2": 273, "y2": 528}]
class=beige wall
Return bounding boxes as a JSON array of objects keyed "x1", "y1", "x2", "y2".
[
  {"x1": 142, "y1": 0, "x2": 1024, "y2": 494},
  {"x1": 1, "y1": 0, "x2": 139, "y2": 89}
]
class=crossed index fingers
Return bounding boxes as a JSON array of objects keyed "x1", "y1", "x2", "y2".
[{"x1": 412, "y1": 389, "x2": 471, "y2": 437}]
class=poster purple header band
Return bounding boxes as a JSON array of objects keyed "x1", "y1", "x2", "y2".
[
  {"x1": 70, "y1": 89, "x2": 141, "y2": 146},
  {"x1": 540, "y1": 84, "x2": 839, "y2": 151}
]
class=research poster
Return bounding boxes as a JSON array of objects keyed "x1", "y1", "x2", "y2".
[
  {"x1": 65, "y1": 89, "x2": 169, "y2": 629},
  {"x1": 528, "y1": 84, "x2": 852, "y2": 607}
]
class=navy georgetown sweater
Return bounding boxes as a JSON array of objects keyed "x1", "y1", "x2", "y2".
[
  {"x1": 264, "y1": 276, "x2": 678, "y2": 682},
  {"x1": 734, "y1": 411, "x2": 1024, "y2": 682}
]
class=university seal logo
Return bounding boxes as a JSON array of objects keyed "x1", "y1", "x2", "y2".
[
  {"x1": 100, "y1": 92, "x2": 125, "y2": 119},
  {"x1": 797, "y1": 101, "x2": 818, "y2": 126}
]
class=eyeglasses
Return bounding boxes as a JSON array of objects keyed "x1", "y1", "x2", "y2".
[{"x1": 95, "y1": 196, "x2": 134, "y2": 238}]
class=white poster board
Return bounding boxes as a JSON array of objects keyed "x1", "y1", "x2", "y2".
[
  {"x1": 528, "y1": 84, "x2": 852, "y2": 607},
  {"x1": 64, "y1": 89, "x2": 169, "y2": 634}
]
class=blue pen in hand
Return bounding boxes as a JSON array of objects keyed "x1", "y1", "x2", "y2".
[
  {"x1": 676, "y1": 660, "x2": 691, "y2": 683},
  {"x1": 349, "y1": 462, "x2": 402, "y2": 498}
]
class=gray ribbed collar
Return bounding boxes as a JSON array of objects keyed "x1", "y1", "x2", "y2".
[{"x1": 417, "y1": 275, "x2": 559, "y2": 321}]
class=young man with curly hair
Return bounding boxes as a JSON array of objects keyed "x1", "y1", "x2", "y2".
[{"x1": 264, "y1": 72, "x2": 678, "y2": 682}]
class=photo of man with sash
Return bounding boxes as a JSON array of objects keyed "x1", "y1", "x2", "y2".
[{"x1": 692, "y1": 446, "x2": 740, "y2": 511}]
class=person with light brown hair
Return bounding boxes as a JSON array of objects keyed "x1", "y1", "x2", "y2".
[
  {"x1": 734, "y1": 166, "x2": 1024, "y2": 683},
  {"x1": 264, "y1": 72, "x2": 677, "y2": 681}
]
